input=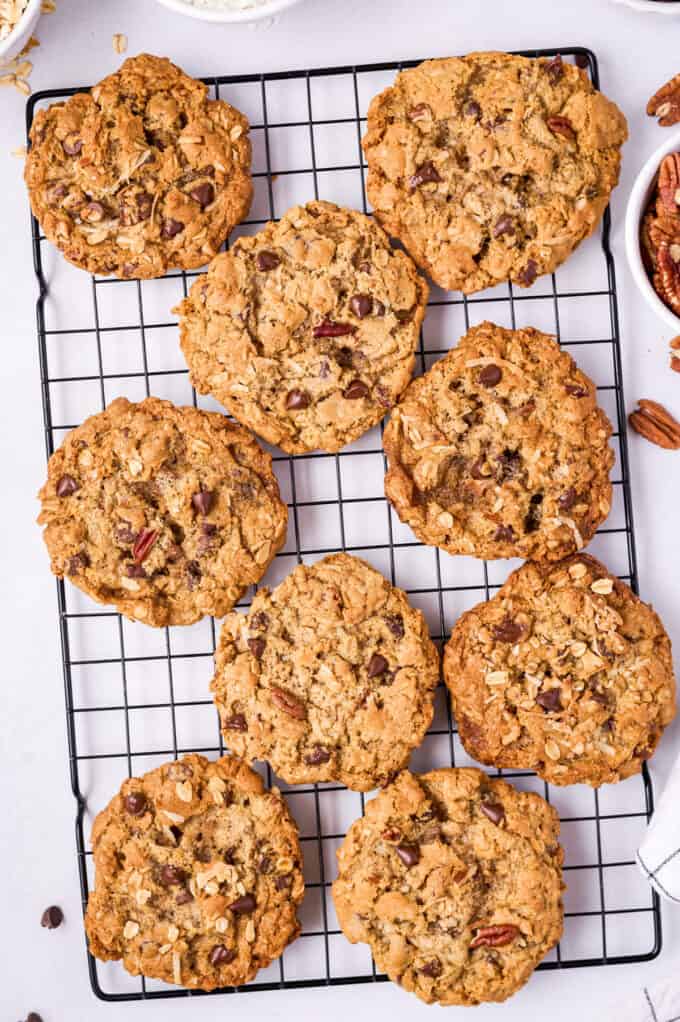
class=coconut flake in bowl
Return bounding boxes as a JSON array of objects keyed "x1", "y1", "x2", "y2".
[
  {"x1": 155, "y1": 0, "x2": 304, "y2": 23},
  {"x1": 0, "y1": 0, "x2": 28, "y2": 41}
]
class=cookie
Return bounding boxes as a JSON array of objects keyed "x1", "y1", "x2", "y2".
[
  {"x1": 175, "y1": 201, "x2": 429, "y2": 454},
  {"x1": 37, "y1": 396, "x2": 287, "y2": 627},
  {"x1": 211, "y1": 553, "x2": 439, "y2": 791},
  {"x1": 383, "y1": 321, "x2": 614, "y2": 561},
  {"x1": 444, "y1": 554, "x2": 676, "y2": 787},
  {"x1": 362, "y1": 52, "x2": 628, "y2": 294},
  {"x1": 332, "y1": 768, "x2": 563, "y2": 1006},
  {"x1": 24, "y1": 53, "x2": 252, "y2": 278},
  {"x1": 84, "y1": 754, "x2": 304, "y2": 990}
]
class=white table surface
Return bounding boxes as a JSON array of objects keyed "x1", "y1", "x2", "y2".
[{"x1": 2, "y1": 0, "x2": 680, "y2": 1019}]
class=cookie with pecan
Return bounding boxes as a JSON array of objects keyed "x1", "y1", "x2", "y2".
[
  {"x1": 383, "y1": 321, "x2": 614, "y2": 562},
  {"x1": 444, "y1": 554, "x2": 676, "y2": 786},
  {"x1": 211, "y1": 553, "x2": 439, "y2": 791},
  {"x1": 37, "y1": 396, "x2": 287, "y2": 626},
  {"x1": 84, "y1": 753, "x2": 304, "y2": 990},
  {"x1": 362, "y1": 52, "x2": 627, "y2": 294},
  {"x1": 332, "y1": 768, "x2": 563, "y2": 1005},
  {"x1": 25, "y1": 54, "x2": 252, "y2": 278},
  {"x1": 175, "y1": 200, "x2": 428, "y2": 454}
]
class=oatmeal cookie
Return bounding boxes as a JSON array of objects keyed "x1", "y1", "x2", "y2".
[
  {"x1": 362, "y1": 52, "x2": 627, "y2": 294},
  {"x1": 175, "y1": 201, "x2": 429, "y2": 454},
  {"x1": 332, "y1": 768, "x2": 564, "y2": 1006},
  {"x1": 84, "y1": 754, "x2": 304, "y2": 990},
  {"x1": 383, "y1": 321, "x2": 614, "y2": 561},
  {"x1": 25, "y1": 54, "x2": 252, "y2": 278},
  {"x1": 211, "y1": 553, "x2": 439, "y2": 791},
  {"x1": 37, "y1": 396, "x2": 287, "y2": 626},
  {"x1": 444, "y1": 554, "x2": 676, "y2": 786}
]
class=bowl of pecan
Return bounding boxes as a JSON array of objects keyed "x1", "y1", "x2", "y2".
[{"x1": 626, "y1": 129, "x2": 680, "y2": 331}]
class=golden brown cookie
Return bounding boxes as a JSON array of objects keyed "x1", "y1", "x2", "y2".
[
  {"x1": 25, "y1": 54, "x2": 252, "y2": 278},
  {"x1": 175, "y1": 201, "x2": 429, "y2": 454},
  {"x1": 383, "y1": 321, "x2": 614, "y2": 561},
  {"x1": 362, "y1": 53, "x2": 628, "y2": 294},
  {"x1": 37, "y1": 396, "x2": 287, "y2": 626},
  {"x1": 84, "y1": 754, "x2": 304, "y2": 990},
  {"x1": 444, "y1": 554, "x2": 676, "y2": 786},
  {"x1": 211, "y1": 553, "x2": 439, "y2": 791},
  {"x1": 332, "y1": 768, "x2": 564, "y2": 1006}
]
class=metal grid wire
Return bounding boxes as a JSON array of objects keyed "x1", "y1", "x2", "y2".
[{"x1": 27, "y1": 47, "x2": 661, "y2": 1003}]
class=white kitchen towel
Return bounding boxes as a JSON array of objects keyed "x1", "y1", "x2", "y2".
[
  {"x1": 637, "y1": 749, "x2": 680, "y2": 904},
  {"x1": 616, "y1": 974, "x2": 680, "y2": 1022}
]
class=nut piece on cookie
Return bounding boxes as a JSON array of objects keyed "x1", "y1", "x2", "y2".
[
  {"x1": 175, "y1": 200, "x2": 429, "y2": 454},
  {"x1": 332, "y1": 768, "x2": 564, "y2": 1006},
  {"x1": 383, "y1": 320, "x2": 614, "y2": 562},
  {"x1": 84, "y1": 754, "x2": 304, "y2": 990},
  {"x1": 362, "y1": 52, "x2": 627, "y2": 294},
  {"x1": 444, "y1": 554, "x2": 676, "y2": 787},
  {"x1": 37, "y1": 396, "x2": 288, "y2": 627},
  {"x1": 211, "y1": 553, "x2": 440, "y2": 791},
  {"x1": 24, "y1": 54, "x2": 252, "y2": 278}
]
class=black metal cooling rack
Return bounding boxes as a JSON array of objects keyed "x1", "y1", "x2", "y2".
[{"x1": 27, "y1": 46, "x2": 661, "y2": 1003}]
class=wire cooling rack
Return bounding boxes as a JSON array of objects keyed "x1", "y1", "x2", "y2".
[{"x1": 27, "y1": 47, "x2": 661, "y2": 1002}]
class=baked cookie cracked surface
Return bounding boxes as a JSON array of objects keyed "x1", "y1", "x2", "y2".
[
  {"x1": 84, "y1": 754, "x2": 304, "y2": 990},
  {"x1": 211, "y1": 553, "x2": 439, "y2": 791},
  {"x1": 362, "y1": 52, "x2": 628, "y2": 294},
  {"x1": 37, "y1": 396, "x2": 287, "y2": 627},
  {"x1": 176, "y1": 201, "x2": 429, "y2": 454},
  {"x1": 383, "y1": 321, "x2": 614, "y2": 561},
  {"x1": 332, "y1": 768, "x2": 563, "y2": 1006},
  {"x1": 25, "y1": 54, "x2": 252, "y2": 278},
  {"x1": 444, "y1": 554, "x2": 676, "y2": 787}
]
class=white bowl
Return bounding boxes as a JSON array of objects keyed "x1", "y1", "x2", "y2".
[
  {"x1": 611, "y1": 0, "x2": 680, "y2": 13},
  {"x1": 0, "y1": 0, "x2": 41, "y2": 62},
  {"x1": 154, "y1": 0, "x2": 304, "y2": 24},
  {"x1": 625, "y1": 127, "x2": 680, "y2": 332}
]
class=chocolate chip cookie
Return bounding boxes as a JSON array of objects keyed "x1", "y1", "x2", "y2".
[
  {"x1": 175, "y1": 201, "x2": 429, "y2": 454},
  {"x1": 37, "y1": 396, "x2": 287, "y2": 627},
  {"x1": 383, "y1": 321, "x2": 614, "y2": 561},
  {"x1": 211, "y1": 553, "x2": 439, "y2": 791},
  {"x1": 84, "y1": 753, "x2": 304, "y2": 990},
  {"x1": 444, "y1": 554, "x2": 676, "y2": 787},
  {"x1": 25, "y1": 54, "x2": 252, "y2": 278},
  {"x1": 362, "y1": 52, "x2": 628, "y2": 294},
  {"x1": 332, "y1": 768, "x2": 563, "y2": 1006}
]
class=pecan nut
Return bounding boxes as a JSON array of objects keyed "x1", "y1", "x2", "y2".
[
  {"x1": 546, "y1": 116, "x2": 576, "y2": 142},
  {"x1": 648, "y1": 74, "x2": 680, "y2": 127},
  {"x1": 628, "y1": 399, "x2": 680, "y2": 450},
  {"x1": 657, "y1": 153, "x2": 680, "y2": 218},
  {"x1": 270, "y1": 686, "x2": 306, "y2": 719},
  {"x1": 469, "y1": 924, "x2": 519, "y2": 949},
  {"x1": 655, "y1": 240, "x2": 680, "y2": 315}
]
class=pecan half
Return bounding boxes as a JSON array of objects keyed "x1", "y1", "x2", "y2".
[
  {"x1": 270, "y1": 686, "x2": 306, "y2": 719},
  {"x1": 670, "y1": 336, "x2": 680, "y2": 373},
  {"x1": 657, "y1": 153, "x2": 680, "y2": 217},
  {"x1": 628, "y1": 399, "x2": 680, "y2": 450},
  {"x1": 655, "y1": 240, "x2": 680, "y2": 315},
  {"x1": 470, "y1": 924, "x2": 519, "y2": 949},
  {"x1": 648, "y1": 74, "x2": 680, "y2": 127}
]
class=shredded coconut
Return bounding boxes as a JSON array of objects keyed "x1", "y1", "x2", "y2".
[
  {"x1": 0, "y1": 0, "x2": 28, "y2": 41},
  {"x1": 179, "y1": 0, "x2": 273, "y2": 9}
]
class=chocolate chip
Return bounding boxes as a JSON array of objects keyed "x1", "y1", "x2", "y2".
[
  {"x1": 374, "y1": 300, "x2": 385, "y2": 316},
  {"x1": 190, "y1": 182, "x2": 215, "y2": 208},
  {"x1": 62, "y1": 134, "x2": 82, "y2": 156},
  {"x1": 385, "y1": 614, "x2": 404, "y2": 638},
  {"x1": 558, "y1": 488, "x2": 577, "y2": 511},
  {"x1": 256, "y1": 856, "x2": 271, "y2": 875},
  {"x1": 137, "y1": 192, "x2": 152, "y2": 220},
  {"x1": 26, "y1": 1014, "x2": 43, "y2": 1022},
  {"x1": 40, "y1": 905, "x2": 63, "y2": 929},
  {"x1": 225, "y1": 713, "x2": 247, "y2": 732},
  {"x1": 192, "y1": 490, "x2": 214, "y2": 515},
  {"x1": 409, "y1": 161, "x2": 442, "y2": 190},
  {"x1": 343, "y1": 379, "x2": 369, "y2": 400},
  {"x1": 126, "y1": 563, "x2": 146, "y2": 578},
  {"x1": 492, "y1": 618, "x2": 524, "y2": 643},
  {"x1": 496, "y1": 448, "x2": 521, "y2": 482},
  {"x1": 480, "y1": 801, "x2": 505, "y2": 826},
  {"x1": 396, "y1": 843, "x2": 420, "y2": 867},
  {"x1": 186, "y1": 559, "x2": 202, "y2": 589},
  {"x1": 115, "y1": 523, "x2": 136, "y2": 544},
  {"x1": 602, "y1": 717, "x2": 614, "y2": 733},
  {"x1": 350, "y1": 294, "x2": 373, "y2": 318},
  {"x1": 56, "y1": 474, "x2": 78, "y2": 497},
  {"x1": 575, "y1": 53, "x2": 589, "y2": 69},
  {"x1": 479, "y1": 364, "x2": 502, "y2": 387},
  {"x1": 590, "y1": 690, "x2": 609, "y2": 706},
  {"x1": 493, "y1": 215, "x2": 515, "y2": 238},
  {"x1": 256, "y1": 250, "x2": 280, "y2": 271},
  {"x1": 518, "y1": 259, "x2": 538, "y2": 286},
  {"x1": 313, "y1": 319, "x2": 356, "y2": 338},
  {"x1": 175, "y1": 889, "x2": 193, "y2": 905},
  {"x1": 248, "y1": 637, "x2": 266, "y2": 659},
  {"x1": 210, "y1": 944, "x2": 236, "y2": 966},
  {"x1": 161, "y1": 218, "x2": 184, "y2": 239},
  {"x1": 368, "y1": 653, "x2": 388, "y2": 678},
  {"x1": 319, "y1": 359, "x2": 330, "y2": 378},
  {"x1": 545, "y1": 54, "x2": 564, "y2": 83},
  {"x1": 565, "y1": 383, "x2": 587, "y2": 398},
  {"x1": 394, "y1": 308, "x2": 414, "y2": 323},
  {"x1": 305, "y1": 745, "x2": 331, "y2": 766},
  {"x1": 494, "y1": 524, "x2": 516, "y2": 543},
  {"x1": 251, "y1": 611, "x2": 269, "y2": 630},
  {"x1": 275, "y1": 874, "x2": 292, "y2": 890},
  {"x1": 536, "y1": 688, "x2": 562, "y2": 712},
  {"x1": 66, "y1": 551, "x2": 89, "y2": 576},
  {"x1": 524, "y1": 494, "x2": 543, "y2": 533},
  {"x1": 159, "y1": 864, "x2": 186, "y2": 886},
  {"x1": 229, "y1": 894, "x2": 256, "y2": 914},
  {"x1": 465, "y1": 101, "x2": 481, "y2": 119},
  {"x1": 124, "y1": 792, "x2": 147, "y2": 816},
  {"x1": 286, "y1": 389, "x2": 310, "y2": 410},
  {"x1": 420, "y1": 959, "x2": 442, "y2": 978},
  {"x1": 334, "y1": 346, "x2": 354, "y2": 369}
]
